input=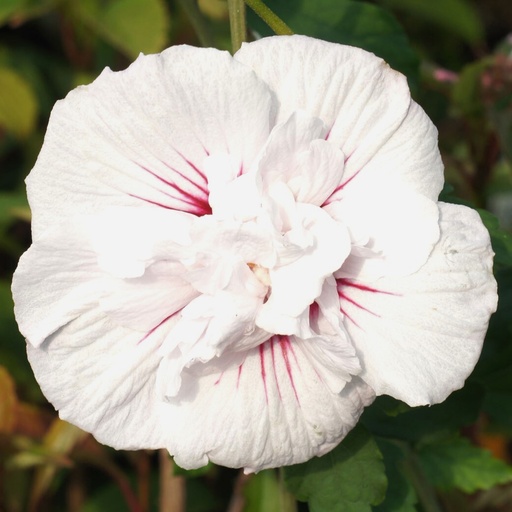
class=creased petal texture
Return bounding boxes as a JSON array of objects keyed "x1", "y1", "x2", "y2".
[
  {"x1": 336, "y1": 203, "x2": 497, "y2": 406},
  {"x1": 12, "y1": 34, "x2": 497, "y2": 472}
]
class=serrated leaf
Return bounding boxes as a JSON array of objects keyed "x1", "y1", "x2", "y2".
[
  {"x1": 373, "y1": 440, "x2": 417, "y2": 512},
  {"x1": 284, "y1": 426, "x2": 387, "y2": 512},
  {"x1": 244, "y1": 470, "x2": 296, "y2": 512},
  {"x1": 78, "y1": 0, "x2": 170, "y2": 59},
  {"x1": 0, "y1": 67, "x2": 38, "y2": 138},
  {"x1": 247, "y1": 0, "x2": 419, "y2": 87},
  {"x1": 418, "y1": 436, "x2": 512, "y2": 493}
]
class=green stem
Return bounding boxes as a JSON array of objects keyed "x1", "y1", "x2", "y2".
[
  {"x1": 175, "y1": 0, "x2": 216, "y2": 48},
  {"x1": 244, "y1": 0, "x2": 293, "y2": 35},
  {"x1": 401, "y1": 445, "x2": 444, "y2": 512},
  {"x1": 228, "y1": 0, "x2": 247, "y2": 53}
]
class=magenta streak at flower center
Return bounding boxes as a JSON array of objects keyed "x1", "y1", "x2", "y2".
[
  {"x1": 336, "y1": 278, "x2": 399, "y2": 328},
  {"x1": 137, "y1": 308, "x2": 183, "y2": 345},
  {"x1": 134, "y1": 161, "x2": 211, "y2": 215}
]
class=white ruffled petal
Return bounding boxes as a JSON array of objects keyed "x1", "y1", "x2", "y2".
[
  {"x1": 27, "y1": 45, "x2": 274, "y2": 237},
  {"x1": 99, "y1": 262, "x2": 199, "y2": 332},
  {"x1": 235, "y1": 35, "x2": 411, "y2": 180},
  {"x1": 26, "y1": 309, "x2": 173, "y2": 450},
  {"x1": 329, "y1": 187, "x2": 440, "y2": 279},
  {"x1": 256, "y1": 111, "x2": 345, "y2": 205},
  {"x1": 338, "y1": 203, "x2": 497, "y2": 405},
  {"x1": 12, "y1": 227, "x2": 103, "y2": 348},
  {"x1": 160, "y1": 336, "x2": 374, "y2": 472},
  {"x1": 326, "y1": 101, "x2": 444, "y2": 204}
]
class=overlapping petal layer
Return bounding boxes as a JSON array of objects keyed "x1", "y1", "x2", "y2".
[
  {"x1": 160, "y1": 337, "x2": 374, "y2": 472},
  {"x1": 336, "y1": 203, "x2": 497, "y2": 405},
  {"x1": 12, "y1": 35, "x2": 497, "y2": 472}
]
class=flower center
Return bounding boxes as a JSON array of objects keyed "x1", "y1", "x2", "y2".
[{"x1": 247, "y1": 262, "x2": 271, "y2": 287}]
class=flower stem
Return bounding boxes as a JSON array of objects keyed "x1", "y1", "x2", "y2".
[
  {"x1": 159, "y1": 450, "x2": 185, "y2": 512},
  {"x1": 175, "y1": 0, "x2": 216, "y2": 48},
  {"x1": 228, "y1": 0, "x2": 247, "y2": 53},
  {"x1": 244, "y1": 0, "x2": 293, "y2": 36}
]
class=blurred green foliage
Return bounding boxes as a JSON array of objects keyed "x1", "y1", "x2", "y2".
[{"x1": 1, "y1": 0, "x2": 512, "y2": 511}]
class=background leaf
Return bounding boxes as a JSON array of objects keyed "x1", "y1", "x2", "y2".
[
  {"x1": 77, "y1": 0, "x2": 170, "y2": 59},
  {"x1": 0, "y1": 67, "x2": 38, "y2": 138},
  {"x1": 247, "y1": 0, "x2": 419, "y2": 88},
  {"x1": 244, "y1": 470, "x2": 296, "y2": 512},
  {"x1": 284, "y1": 426, "x2": 387, "y2": 512},
  {"x1": 418, "y1": 436, "x2": 512, "y2": 493},
  {"x1": 377, "y1": 0, "x2": 484, "y2": 44},
  {"x1": 361, "y1": 383, "x2": 485, "y2": 443},
  {"x1": 373, "y1": 440, "x2": 417, "y2": 512}
]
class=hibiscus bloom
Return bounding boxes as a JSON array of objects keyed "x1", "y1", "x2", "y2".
[{"x1": 12, "y1": 35, "x2": 497, "y2": 472}]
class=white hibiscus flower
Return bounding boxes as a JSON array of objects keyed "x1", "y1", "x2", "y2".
[{"x1": 12, "y1": 35, "x2": 497, "y2": 473}]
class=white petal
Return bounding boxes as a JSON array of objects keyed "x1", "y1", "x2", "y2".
[
  {"x1": 256, "y1": 111, "x2": 345, "y2": 205},
  {"x1": 329, "y1": 187, "x2": 440, "y2": 279},
  {"x1": 326, "y1": 100, "x2": 444, "y2": 205},
  {"x1": 84, "y1": 207, "x2": 194, "y2": 278},
  {"x1": 235, "y1": 35, "x2": 411, "y2": 180},
  {"x1": 99, "y1": 262, "x2": 199, "y2": 332},
  {"x1": 12, "y1": 227, "x2": 103, "y2": 348},
  {"x1": 12, "y1": 207, "x2": 196, "y2": 346},
  {"x1": 257, "y1": 203, "x2": 351, "y2": 334},
  {"x1": 27, "y1": 45, "x2": 274, "y2": 237},
  {"x1": 160, "y1": 336, "x2": 374, "y2": 471},
  {"x1": 338, "y1": 203, "x2": 497, "y2": 406},
  {"x1": 26, "y1": 308, "x2": 173, "y2": 450}
]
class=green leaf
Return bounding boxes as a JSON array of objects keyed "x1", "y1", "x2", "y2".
[
  {"x1": 361, "y1": 383, "x2": 485, "y2": 442},
  {"x1": 77, "y1": 0, "x2": 170, "y2": 59},
  {"x1": 284, "y1": 426, "x2": 387, "y2": 512},
  {"x1": 373, "y1": 440, "x2": 417, "y2": 512},
  {"x1": 0, "y1": 67, "x2": 38, "y2": 138},
  {"x1": 173, "y1": 461, "x2": 214, "y2": 478},
  {"x1": 418, "y1": 436, "x2": 512, "y2": 493},
  {"x1": 452, "y1": 59, "x2": 490, "y2": 119},
  {"x1": 0, "y1": 280, "x2": 36, "y2": 395},
  {"x1": 478, "y1": 209, "x2": 512, "y2": 269},
  {"x1": 379, "y1": 0, "x2": 484, "y2": 44},
  {"x1": 80, "y1": 483, "x2": 127, "y2": 512},
  {"x1": 0, "y1": 0, "x2": 21, "y2": 25},
  {"x1": 0, "y1": 0, "x2": 57, "y2": 26},
  {"x1": 0, "y1": 365, "x2": 17, "y2": 434},
  {"x1": 483, "y1": 392, "x2": 512, "y2": 429},
  {"x1": 247, "y1": 0, "x2": 419, "y2": 88},
  {"x1": 244, "y1": 470, "x2": 296, "y2": 512}
]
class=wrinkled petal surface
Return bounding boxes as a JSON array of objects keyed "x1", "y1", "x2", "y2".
[
  {"x1": 337, "y1": 203, "x2": 497, "y2": 405},
  {"x1": 12, "y1": 35, "x2": 497, "y2": 472}
]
